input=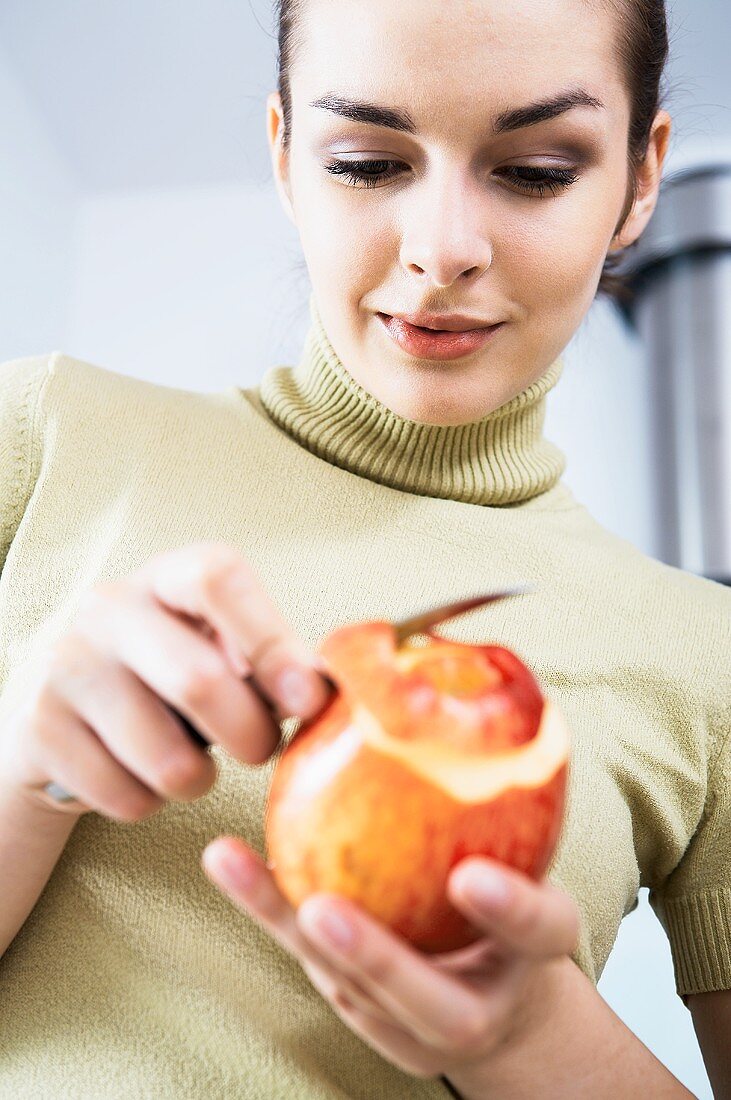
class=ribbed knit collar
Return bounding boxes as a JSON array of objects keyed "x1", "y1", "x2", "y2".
[{"x1": 256, "y1": 294, "x2": 567, "y2": 506}]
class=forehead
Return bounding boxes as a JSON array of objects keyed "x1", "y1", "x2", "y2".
[{"x1": 294, "y1": 0, "x2": 624, "y2": 121}]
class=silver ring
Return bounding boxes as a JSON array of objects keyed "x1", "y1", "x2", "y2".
[
  {"x1": 43, "y1": 781, "x2": 80, "y2": 804},
  {"x1": 39, "y1": 674, "x2": 282, "y2": 806}
]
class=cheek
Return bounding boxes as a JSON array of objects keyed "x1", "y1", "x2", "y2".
[
  {"x1": 296, "y1": 184, "x2": 391, "y2": 291},
  {"x1": 501, "y1": 200, "x2": 610, "y2": 305}
]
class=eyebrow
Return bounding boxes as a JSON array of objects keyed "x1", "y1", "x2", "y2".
[{"x1": 309, "y1": 88, "x2": 605, "y2": 135}]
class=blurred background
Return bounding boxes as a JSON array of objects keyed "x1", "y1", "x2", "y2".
[{"x1": 1, "y1": 1, "x2": 729, "y2": 1094}]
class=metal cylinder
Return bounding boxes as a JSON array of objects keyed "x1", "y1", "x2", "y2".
[{"x1": 616, "y1": 156, "x2": 731, "y2": 586}]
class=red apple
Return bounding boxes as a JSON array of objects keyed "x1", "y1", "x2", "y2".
[{"x1": 264, "y1": 603, "x2": 570, "y2": 954}]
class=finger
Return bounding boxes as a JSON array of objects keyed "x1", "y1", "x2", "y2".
[
  {"x1": 203, "y1": 839, "x2": 508, "y2": 1057},
  {"x1": 300, "y1": 958, "x2": 394, "y2": 1024},
  {"x1": 428, "y1": 938, "x2": 504, "y2": 975},
  {"x1": 26, "y1": 691, "x2": 164, "y2": 822},
  {"x1": 447, "y1": 858, "x2": 580, "y2": 959},
  {"x1": 318, "y1": 995, "x2": 447, "y2": 1080},
  {"x1": 300, "y1": 957, "x2": 448, "y2": 1078},
  {"x1": 295, "y1": 895, "x2": 494, "y2": 1052},
  {"x1": 201, "y1": 837, "x2": 381, "y2": 1010},
  {"x1": 131, "y1": 542, "x2": 334, "y2": 720},
  {"x1": 51, "y1": 635, "x2": 217, "y2": 801},
  {"x1": 74, "y1": 589, "x2": 281, "y2": 765}
]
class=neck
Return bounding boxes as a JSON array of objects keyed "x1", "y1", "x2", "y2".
[{"x1": 255, "y1": 295, "x2": 567, "y2": 507}]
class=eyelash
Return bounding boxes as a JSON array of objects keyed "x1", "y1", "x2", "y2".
[{"x1": 323, "y1": 158, "x2": 580, "y2": 197}]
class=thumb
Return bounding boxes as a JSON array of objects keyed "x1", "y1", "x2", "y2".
[{"x1": 447, "y1": 858, "x2": 580, "y2": 959}]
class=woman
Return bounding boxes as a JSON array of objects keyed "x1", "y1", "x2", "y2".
[{"x1": 0, "y1": 0, "x2": 729, "y2": 1097}]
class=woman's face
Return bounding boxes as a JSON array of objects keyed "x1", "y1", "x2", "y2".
[{"x1": 267, "y1": 0, "x2": 670, "y2": 426}]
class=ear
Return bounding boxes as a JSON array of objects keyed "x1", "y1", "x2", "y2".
[
  {"x1": 267, "y1": 91, "x2": 297, "y2": 226},
  {"x1": 608, "y1": 109, "x2": 673, "y2": 254}
]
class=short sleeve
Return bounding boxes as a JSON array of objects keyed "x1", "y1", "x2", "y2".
[
  {"x1": 0, "y1": 353, "x2": 53, "y2": 574},
  {"x1": 648, "y1": 701, "x2": 731, "y2": 1004}
]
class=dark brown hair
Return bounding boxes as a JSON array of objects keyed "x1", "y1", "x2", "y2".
[{"x1": 273, "y1": 0, "x2": 670, "y2": 308}]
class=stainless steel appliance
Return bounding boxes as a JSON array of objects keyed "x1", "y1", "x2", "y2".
[{"x1": 615, "y1": 157, "x2": 731, "y2": 586}]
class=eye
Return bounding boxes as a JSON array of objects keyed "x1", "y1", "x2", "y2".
[
  {"x1": 323, "y1": 158, "x2": 580, "y2": 197},
  {"x1": 323, "y1": 158, "x2": 404, "y2": 189},
  {"x1": 499, "y1": 165, "x2": 580, "y2": 197}
]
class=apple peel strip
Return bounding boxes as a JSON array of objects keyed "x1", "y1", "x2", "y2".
[{"x1": 351, "y1": 697, "x2": 570, "y2": 803}]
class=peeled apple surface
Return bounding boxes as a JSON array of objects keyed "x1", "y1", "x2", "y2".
[{"x1": 265, "y1": 619, "x2": 570, "y2": 953}]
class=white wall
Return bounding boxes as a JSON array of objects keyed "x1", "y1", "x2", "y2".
[
  {"x1": 66, "y1": 182, "x2": 309, "y2": 394},
  {"x1": 0, "y1": 42, "x2": 78, "y2": 360}
]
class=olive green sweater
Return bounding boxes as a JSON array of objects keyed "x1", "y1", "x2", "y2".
[{"x1": 1, "y1": 295, "x2": 729, "y2": 1099}]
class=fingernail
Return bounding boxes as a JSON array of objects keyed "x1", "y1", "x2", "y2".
[
  {"x1": 278, "y1": 667, "x2": 316, "y2": 713},
  {"x1": 463, "y1": 867, "x2": 511, "y2": 908},
  {"x1": 209, "y1": 849, "x2": 257, "y2": 891},
  {"x1": 307, "y1": 909, "x2": 355, "y2": 950}
]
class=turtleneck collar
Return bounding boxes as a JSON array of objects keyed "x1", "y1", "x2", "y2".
[{"x1": 255, "y1": 294, "x2": 567, "y2": 507}]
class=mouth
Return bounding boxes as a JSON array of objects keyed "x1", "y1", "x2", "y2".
[{"x1": 376, "y1": 313, "x2": 505, "y2": 362}]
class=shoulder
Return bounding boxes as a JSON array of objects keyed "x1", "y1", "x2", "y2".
[
  {"x1": 641, "y1": 551, "x2": 731, "y2": 623},
  {"x1": 3, "y1": 349, "x2": 225, "y2": 438},
  {"x1": 0, "y1": 350, "x2": 228, "y2": 561},
  {"x1": 642, "y1": 554, "x2": 730, "y2": 678},
  {"x1": 565, "y1": 496, "x2": 730, "y2": 628},
  {"x1": 40, "y1": 350, "x2": 203, "y2": 408},
  {"x1": 1, "y1": 349, "x2": 207, "y2": 456},
  {"x1": 560, "y1": 499, "x2": 730, "y2": 724},
  {"x1": 615, "y1": 532, "x2": 730, "y2": 686},
  {"x1": 0, "y1": 350, "x2": 55, "y2": 429},
  {"x1": 2, "y1": 349, "x2": 175, "y2": 411},
  {"x1": 648, "y1": 557, "x2": 730, "y2": 714},
  {"x1": 0, "y1": 351, "x2": 57, "y2": 566}
]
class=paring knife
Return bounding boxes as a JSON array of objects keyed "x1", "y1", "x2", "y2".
[{"x1": 42, "y1": 582, "x2": 534, "y2": 803}]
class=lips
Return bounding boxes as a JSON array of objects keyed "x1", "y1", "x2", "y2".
[
  {"x1": 377, "y1": 313, "x2": 504, "y2": 362},
  {"x1": 379, "y1": 312, "x2": 497, "y2": 333},
  {"x1": 413, "y1": 323, "x2": 453, "y2": 333}
]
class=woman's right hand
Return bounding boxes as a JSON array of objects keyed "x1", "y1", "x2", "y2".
[{"x1": 1, "y1": 542, "x2": 335, "y2": 821}]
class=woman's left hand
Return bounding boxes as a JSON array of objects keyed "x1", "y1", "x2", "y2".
[{"x1": 201, "y1": 836, "x2": 580, "y2": 1083}]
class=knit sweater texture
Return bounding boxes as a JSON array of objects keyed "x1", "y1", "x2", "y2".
[{"x1": 1, "y1": 295, "x2": 730, "y2": 1098}]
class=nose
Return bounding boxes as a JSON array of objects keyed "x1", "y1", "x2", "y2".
[{"x1": 399, "y1": 166, "x2": 494, "y2": 287}]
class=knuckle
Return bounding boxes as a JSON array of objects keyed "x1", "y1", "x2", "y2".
[
  {"x1": 193, "y1": 545, "x2": 251, "y2": 602},
  {"x1": 332, "y1": 989, "x2": 354, "y2": 1011},
  {"x1": 402, "y1": 1057, "x2": 443, "y2": 1079},
  {"x1": 49, "y1": 645, "x2": 99, "y2": 697},
  {"x1": 248, "y1": 632, "x2": 293, "y2": 676},
  {"x1": 509, "y1": 897, "x2": 536, "y2": 938},
  {"x1": 47, "y1": 632, "x2": 88, "y2": 678},
  {"x1": 439, "y1": 1011, "x2": 489, "y2": 1053},
  {"x1": 113, "y1": 790, "x2": 164, "y2": 823},
  {"x1": 155, "y1": 751, "x2": 207, "y2": 797},
  {"x1": 134, "y1": 796, "x2": 166, "y2": 820},
  {"x1": 236, "y1": 716, "x2": 281, "y2": 767},
  {"x1": 33, "y1": 681, "x2": 62, "y2": 725},
  {"x1": 25, "y1": 705, "x2": 54, "y2": 755},
  {"x1": 301, "y1": 960, "x2": 337, "y2": 1000},
  {"x1": 559, "y1": 901, "x2": 581, "y2": 954},
  {"x1": 174, "y1": 659, "x2": 227, "y2": 708},
  {"x1": 76, "y1": 581, "x2": 124, "y2": 620},
  {"x1": 362, "y1": 949, "x2": 394, "y2": 988},
  {"x1": 27, "y1": 687, "x2": 71, "y2": 749}
]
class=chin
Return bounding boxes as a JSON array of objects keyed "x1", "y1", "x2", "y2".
[{"x1": 393, "y1": 377, "x2": 506, "y2": 426}]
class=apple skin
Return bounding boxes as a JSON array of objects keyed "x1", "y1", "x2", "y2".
[{"x1": 265, "y1": 624, "x2": 570, "y2": 954}]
